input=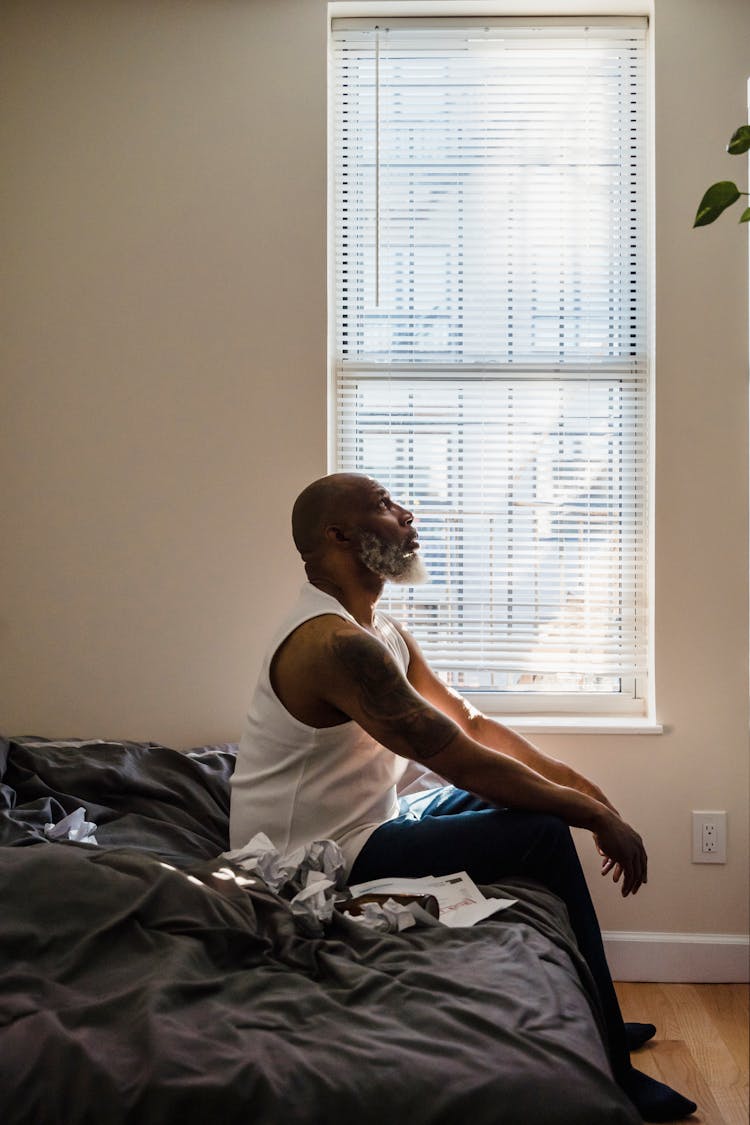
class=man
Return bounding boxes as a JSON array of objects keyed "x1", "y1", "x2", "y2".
[{"x1": 230, "y1": 472, "x2": 696, "y2": 1123}]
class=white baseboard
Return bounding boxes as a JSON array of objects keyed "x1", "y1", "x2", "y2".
[{"x1": 603, "y1": 931, "x2": 750, "y2": 983}]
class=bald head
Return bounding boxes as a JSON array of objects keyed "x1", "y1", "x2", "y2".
[{"x1": 291, "y1": 473, "x2": 373, "y2": 557}]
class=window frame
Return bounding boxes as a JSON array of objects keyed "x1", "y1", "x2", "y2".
[{"x1": 327, "y1": 7, "x2": 656, "y2": 726}]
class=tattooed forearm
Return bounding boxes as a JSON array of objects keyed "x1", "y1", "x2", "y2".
[{"x1": 329, "y1": 629, "x2": 458, "y2": 762}]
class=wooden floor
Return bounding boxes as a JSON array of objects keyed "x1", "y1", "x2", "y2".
[{"x1": 614, "y1": 982, "x2": 749, "y2": 1125}]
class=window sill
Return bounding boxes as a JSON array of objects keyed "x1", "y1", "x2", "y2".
[{"x1": 479, "y1": 715, "x2": 663, "y2": 735}]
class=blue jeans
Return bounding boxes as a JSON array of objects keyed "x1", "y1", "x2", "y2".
[{"x1": 350, "y1": 786, "x2": 629, "y2": 1080}]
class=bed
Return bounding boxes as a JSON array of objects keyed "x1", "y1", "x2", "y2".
[{"x1": 0, "y1": 735, "x2": 640, "y2": 1124}]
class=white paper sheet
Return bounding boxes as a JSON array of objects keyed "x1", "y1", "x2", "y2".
[
  {"x1": 44, "y1": 807, "x2": 98, "y2": 845},
  {"x1": 349, "y1": 870, "x2": 516, "y2": 928}
]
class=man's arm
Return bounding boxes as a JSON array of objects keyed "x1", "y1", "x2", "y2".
[
  {"x1": 397, "y1": 624, "x2": 619, "y2": 814},
  {"x1": 396, "y1": 623, "x2": 628, "y2": 881},
  {"x1": 318, "y1": 621, "x2": 647, "y2": 896}
]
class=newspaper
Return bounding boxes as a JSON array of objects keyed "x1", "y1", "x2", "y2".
[{"x1": 349, "y1": 870, "x2": 516, "y2": 928}]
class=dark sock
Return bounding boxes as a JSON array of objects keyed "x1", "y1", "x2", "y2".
[
  {"x1": 625, "y1": 1021, "x2": 657, "y2": 1050},
  {"x1": 622, "y1": 1067, "x2": 697, "y2": 1122}
]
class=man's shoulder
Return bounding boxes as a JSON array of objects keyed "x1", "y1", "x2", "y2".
[
  {"x1": 287, "y1": 612, "x2": 361, "y2": 645},
  {"x1": 273, "y1": 612, "x2": 363, "y2": 668}
]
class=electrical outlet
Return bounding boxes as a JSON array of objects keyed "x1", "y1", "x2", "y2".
[{"x1": 691, "y1": 811, "x2": 727, "y2": 864}]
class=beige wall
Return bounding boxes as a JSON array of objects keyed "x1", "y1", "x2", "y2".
[{"x1": 1, "y1": 0, "x2": 748, "y2": 938}]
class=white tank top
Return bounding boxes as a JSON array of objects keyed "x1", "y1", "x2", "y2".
[{"x1": 229, "y1": 583, "x2": 410, "y2": 873}]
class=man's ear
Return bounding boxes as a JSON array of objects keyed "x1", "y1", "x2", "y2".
[{"x1": 324, "y1": 524, "x2": 352, "y2": 547}]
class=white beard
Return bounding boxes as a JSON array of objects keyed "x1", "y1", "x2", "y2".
[{"x1": 358, "y1": 530, "x2": 430, "y2": 586}]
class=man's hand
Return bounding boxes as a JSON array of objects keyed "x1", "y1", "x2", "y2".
[{"x1": 593, "y1": 812, "x2": 648, "y2": 897}]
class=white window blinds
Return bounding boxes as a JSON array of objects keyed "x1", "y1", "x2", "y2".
[{"x1": 331, "y1": 17, "x2": 649, "y2": 713}]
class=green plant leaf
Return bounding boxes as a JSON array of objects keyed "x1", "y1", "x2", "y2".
[
  {"x1": 740, "y1": 207, "x2": 750, "y2": 224},
  {"x1": 727, "y1": 125, "x2": 750, "y2": 155},
  {"x1": 693, "y1": 181, "x2": 741, "y2": 226}
]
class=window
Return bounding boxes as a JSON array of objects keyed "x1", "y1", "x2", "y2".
[{"x1": 330, "y1": 16, "x2": 650, "y2": 717}]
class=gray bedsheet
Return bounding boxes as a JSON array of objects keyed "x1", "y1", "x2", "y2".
[{"x1": 0, "y1": 737, "x2": 640, "y2": 1124}]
